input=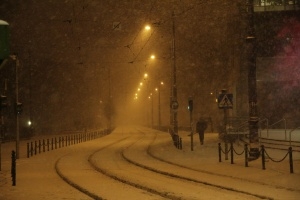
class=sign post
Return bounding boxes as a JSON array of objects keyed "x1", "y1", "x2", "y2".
[{"x1": 218, "y1": 89, "x2": 233, "y2": 160}]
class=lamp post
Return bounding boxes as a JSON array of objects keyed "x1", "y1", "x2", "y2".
[
  {"x1": 10, "y1": 54, "x2": 20, "y2": 159},
  {"x1": 246, "y1": 0, "x2": 259, "y2": 159},
  {"x1": 170, "y1": 11, "x2": 178, "y2": 137}
]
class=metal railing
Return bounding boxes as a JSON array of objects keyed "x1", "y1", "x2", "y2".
[
  {"x1": 259, "y1": 118, "x2": 269, "y2": 138},
  {"x1": 289, "y1": 126, "x2": 300, "y2": 146},
  {"x1": 268, "y1": 118, "x2": 287, "y2": 140}
]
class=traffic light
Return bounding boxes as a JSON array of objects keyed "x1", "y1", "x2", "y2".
[
  {"x1": 15, "y1": 102, "x2": 22, "y2": 115},
  {"x1": 188, "y1": 99, "x2": 193, "y2": 111},
  {"x1": 0, "y1": 95, "x2": 7, "y2": 111}
]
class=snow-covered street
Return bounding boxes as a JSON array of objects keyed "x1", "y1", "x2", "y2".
[{"x1": 1, "y1": 126, "x2": 299, "y2": 199}]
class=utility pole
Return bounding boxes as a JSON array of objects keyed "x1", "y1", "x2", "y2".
[
  {"x1": 170, "y1": 11, "x2": 179, "y2": 140},
  {"x1": 11, "y1": 54, "x2": 20, "y2": 159},
  {"x1": 246, "y1": 0, "x2": 259, "y2": 159}
]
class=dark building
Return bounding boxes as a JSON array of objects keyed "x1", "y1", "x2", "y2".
[{"x1": 254, "y1": 0, "x2": 300, "y2": 128}]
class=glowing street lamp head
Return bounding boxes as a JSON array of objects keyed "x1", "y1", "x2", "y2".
[
  {"x1": 145, "y1": 25, "x2": 151, "y2": 30},
  {"x1": 150, "y1": 55, "x2": 155, "y2": 60},
  {"x1": 144, "y1": 73, "x2": 148, "y2": 78}
]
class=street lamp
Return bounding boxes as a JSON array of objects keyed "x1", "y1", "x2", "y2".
[
  {"x1": 10, "y1": 54, "x2": 21, "y2": 159},
  {"x1": 171, "y1": 11, "x2": 178, "y2": 139},
  {"x1": 246, "y1": 0, "x2": 259, "y2": 159},
  {"x1": 144, "y1": 13, "x2": 179, "y2": 142},
  {"x1": 145, "y1": 25, "x2": 151, "y2": 31}
]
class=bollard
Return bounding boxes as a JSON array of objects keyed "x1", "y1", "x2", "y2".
[
  {"x1": 218, "y1": 143, "x2": 222, "y2": 162},
  {"x1": 244, "y1": 144, "x2": 248, "y2": 167},
  {"x1": 30, "y1": 142, "x2": 33, "y2": 156},
  {"x1": 51, "y1": 138, "x2": 54, "y2": 150},
  {"x1": 27, "y1": 143, "x2": 30, "y2": 158},
  {"x1": 11, "y1": 150, "x2": 16, "y2": 186},
  {"x1": 180, "y1": 137, "x2": 182, "y2": 150},
  {"x1": 43, "y1": 139, "x2": 45, "y2": 152},
  {"x1": 261, "y1": 145, "x2": 265, "y2": 170},
  {"x1": 289, "y1": 147, "x2": 294, "y2": 174},
  {"x1": 59, "y1": 137, "x2": 61, "y2": 148},
  {"x1": 39, "y1": 140, "x2": 41, "y2": 153},
  {"x1": 34, "y1": 141, "x2": 37, "y2": 155},
  {"x1": 47, "y1": 139, "x2": 49, "y2": 151},
  {"x1": 55, "y1": 137, "x2": 57, "y2": 149},
  {"x1": 230, "y1": 143, "x2": 234, "y2": 164}
]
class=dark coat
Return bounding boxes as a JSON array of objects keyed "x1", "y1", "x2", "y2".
[{"x1": 196, "y1": 120, "x2": 208, "y2": 133}]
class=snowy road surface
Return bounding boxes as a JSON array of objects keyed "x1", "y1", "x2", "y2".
[{"x1": 1, "y1": 126, "x2": 300, "y2": 199}]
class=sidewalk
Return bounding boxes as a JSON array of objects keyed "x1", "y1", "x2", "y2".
[
  {"x1": 0, "y1": 128, "x2": 299, "y2": 199},
  {"x1": 0, "y1": 140, "x2": 92, "y2": 200},
  {"x1": 151, "y1": 131, "x2": 300, "y2": 192}
]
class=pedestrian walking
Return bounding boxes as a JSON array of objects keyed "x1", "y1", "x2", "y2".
[{"x1": 196, "y1": 118, "x2": 207, "y2": 145}]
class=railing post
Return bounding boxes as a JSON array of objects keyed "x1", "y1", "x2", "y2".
[
  {"x1": 11, "y1": 150, "x2": 16, "y2": 186},
  {"x1": 261, "y1": 145, "x2": 265, "y2": 170},
  {"x1": 47, "y1": 139, "x2": 49, "y2": 151},
  {"x1": 289, "y1": 147, "x2": 294, "y2": 174},
  {"x1": 34, "y1": 141, "x2": 37, "y2": 155},
  {"x1": 51, "y1": 138, "x2": 54, "y2": 150},
  {"x1": 27, "y1": 143, "x2": 30, "y2": 158},
  {"x1": 43, "y1": 139, "x2": 45, "y2": 152},
  {"x1": 218, "y1": 143, "x2": 222, "y2": 162},
  {"x1": 230, "y1": 142, "x2": 234, "y2": 164},
  {"x1": 245, "y1": 144, "x2": 248, "y2": 167},
  {"x1": 38, "y1": 140, "x2": 41, "y2": 153},
  {"x1": 30, "y1": 141, "x2": 33, "y2": 156},
  {"x1": 179, "y1": 137, "x2": 182, "y2": 150},
  {"x1": 55, "y1": 137, "x2": 57, "y2": 149}
]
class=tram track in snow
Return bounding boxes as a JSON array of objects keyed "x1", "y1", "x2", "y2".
[{"x1": 55, "y1": 127, "x2": 299, "y2": 199}]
